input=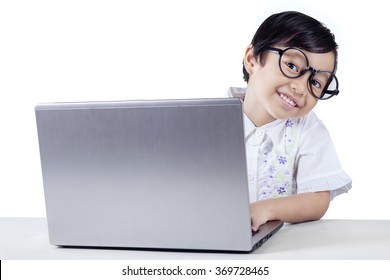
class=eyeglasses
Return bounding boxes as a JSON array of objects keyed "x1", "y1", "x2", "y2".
[{"x1": 264, "y1": 47, "x2": 339, "y2": 100}]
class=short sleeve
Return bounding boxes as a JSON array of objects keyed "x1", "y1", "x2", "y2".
[{"x1": 295, "y1": 112, "x2": 352, "y2": 200}]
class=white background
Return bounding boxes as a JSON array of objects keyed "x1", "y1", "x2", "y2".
[{"x1": 1, "y1": 0, "x2": 388, "y2": 219}]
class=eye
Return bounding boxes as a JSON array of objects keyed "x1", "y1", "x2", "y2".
[
  {"x1": 286, "y1": 62, "x2": 299, "y2": 73},
  {"x1": 311, "y1": 78, "x2": 322, "y2": 89}
]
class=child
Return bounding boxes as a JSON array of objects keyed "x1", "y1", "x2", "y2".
[{"x1": 241, "y1": 11, "x2": 352, "y2": 231}]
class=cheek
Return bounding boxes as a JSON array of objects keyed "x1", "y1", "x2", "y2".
[
  {"x1": 248, "y1": 71, "x2": 276, "y2": 94},
  {"x1": 304, "y1": 98, "x2": 318, "y2": 112}
]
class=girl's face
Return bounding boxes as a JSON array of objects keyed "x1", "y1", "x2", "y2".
[{"x1": 243, "y1": 46, "x2": 336, "y2": 127}]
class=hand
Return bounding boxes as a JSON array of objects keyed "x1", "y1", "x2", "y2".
[
  {"x1": 250, "y1": 200, "x2": 272, "y2": 232},
  {"x1": 250, "y1": 191, "x2": 331, "y2": 232}
]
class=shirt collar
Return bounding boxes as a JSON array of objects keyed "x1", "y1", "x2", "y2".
[{"x1": 243, "y1": 113, "x2": 256, "y2": 139}]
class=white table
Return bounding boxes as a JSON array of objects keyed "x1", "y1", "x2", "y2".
[{"x1": 1, "y1": 218, "x2": 389, "y2": 259}]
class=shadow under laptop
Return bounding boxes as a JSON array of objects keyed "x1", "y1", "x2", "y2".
[{"x1": 57, "y1": 244, "x2": 258, "y2": 256}]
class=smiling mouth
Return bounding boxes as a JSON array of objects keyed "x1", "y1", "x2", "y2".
[{"x1": 279, "y1": 93, "x2": 298, "y2": 108}]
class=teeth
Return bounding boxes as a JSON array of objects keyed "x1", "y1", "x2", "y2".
[{"x1": 280, "y1": 93, "x2": 297, "y2": 107}]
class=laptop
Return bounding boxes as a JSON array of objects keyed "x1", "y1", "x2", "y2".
[{"x1": 35, "y1": 98, "x2": 283, "y2": 252}]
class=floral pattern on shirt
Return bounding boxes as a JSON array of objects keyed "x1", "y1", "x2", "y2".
[{"x1": 256, "y1": 119, "x2": 300, "y2": 200}]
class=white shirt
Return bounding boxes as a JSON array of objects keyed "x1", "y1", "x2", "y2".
[{"x1": 244, "y1": 111, "x2": 352, "y2": 203}]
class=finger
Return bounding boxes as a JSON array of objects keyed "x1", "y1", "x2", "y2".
[{"x1": 251, "y1": 220, "x2": 260, "y2": 232}]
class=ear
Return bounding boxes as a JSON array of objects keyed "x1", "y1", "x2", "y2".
[{"x1": 243, "y1": 45, "x2": 256, "y2": 76}]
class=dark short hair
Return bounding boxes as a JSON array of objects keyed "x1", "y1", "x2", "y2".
[{"x1": 243, "y1": 11, "x2": 338, "y2": 82}]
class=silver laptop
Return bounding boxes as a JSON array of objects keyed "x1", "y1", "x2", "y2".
[{"x1": 35, "y1": 98, "x2": 283, "y2": 252}]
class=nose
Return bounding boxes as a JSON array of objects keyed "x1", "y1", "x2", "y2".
[{"x1": 290, "y1": 73, "x2": 311, "y2": 96}]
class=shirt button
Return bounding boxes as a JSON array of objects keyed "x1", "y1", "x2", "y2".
[
  {"x1": 255, "y1": 130, "x2": 263, "y2": 137},
  {"x1": 248, "y1": 174, "x2": 254, "y2": 182}
]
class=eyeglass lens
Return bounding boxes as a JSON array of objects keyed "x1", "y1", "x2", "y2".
[{"x1": 279, "y1": 48, "x2": 337, "y2": 99}]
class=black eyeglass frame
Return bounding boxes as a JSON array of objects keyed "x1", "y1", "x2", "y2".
[{"x1": 264, "y1": 46, "x2": 339, "y2": 100}]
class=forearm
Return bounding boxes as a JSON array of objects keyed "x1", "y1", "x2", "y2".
[{"x1": 251, "y1": 191, "x2": 330, "y2": 230}]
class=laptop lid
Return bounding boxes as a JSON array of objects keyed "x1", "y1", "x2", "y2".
[{"x1": 35, "y1": 98, "x2": 282, "y2": 252}]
